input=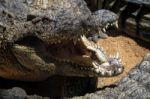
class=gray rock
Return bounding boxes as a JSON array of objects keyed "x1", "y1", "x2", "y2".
[{"x1": 0, "y1": 87, "x2": 49, "y2": 99}]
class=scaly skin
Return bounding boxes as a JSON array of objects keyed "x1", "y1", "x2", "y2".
[
  {"x1": 86, "y1": 0, "x2": 150, "y2": 42},
  {"x1": 0, "y1": 0, "x2": 123, "y2": 81}
]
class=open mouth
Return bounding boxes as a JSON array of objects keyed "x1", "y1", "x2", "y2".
[
  {"x1": 86, "y1": 9, "x2": 119, "y2": 41},
  {"x1": 101, "y1": 20, "x2": 118, "y2": 33},
  {"x1": 11, "y1": 34, "x2": 123, "y2": 77}
]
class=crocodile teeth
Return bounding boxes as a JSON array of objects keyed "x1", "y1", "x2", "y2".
[
  {"x1": 80, "y1": 35, "x2": 96, "y2": 51},
  {"x1": 101, "y1": 62, "x2": 109, "y2": 67},
  {"x1": 117, "y1": 68, "x2": 123, "y2": 73},
  {"x1": 81, "y1": 35, "x2": 107, "y2": 62},
  {"x1": 80, "y1": 67, "x2": 84, "y2": 70},
  {"x1": 115, "y1": 21, "x2": 119, "y2": 28},
  {"x1": 105, "y1": 23, "x2": 109, "y2": 29},
  {"x1": 95, "y1": 69, "x2": 100, "y2": 73},
  {"x1": 118, "y1": 59, "x2": 122, "y2": 63},
  {"x1": 92, "y1": 61, "x2": 99, "y2": 69},
  {"x1": 112, "y1": 52, "x2": 119, "y2": 59},
  {"x1": 109, "y1": 53, "x2": 119, "y2": 59},
  {"x1": 92, "y1": 61, "x2": 108, "y2": 75},
  {"x1": 100, "y1": 47, "x2": 104, "y2": 52},
  {"x1": 115, "y1": 52, "x2": 119, "y2": 59},
  {"x1": 100, "y1": 71, "x2": 105, "y2": 76},
  {"x1": 102, "y1": 28, "x2": 106, "y2": 32},
  {"x1": 95, "y1": 51, "x2": 107, "y2": 63},
  {"x1": 82, "y1": 55, "x2": 90, "y2": 58},
  {"x1": 107, "y1": 71, "x2": 113, "y2": 76}
]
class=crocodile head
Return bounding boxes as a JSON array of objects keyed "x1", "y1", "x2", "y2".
[
  {"x1": 0, "y1": 0, "x2": 123, "y2": 81},
  {"x1": 85, "y1": 9, "x2": 119, "y2": 39},
  {"x1": 11, "y1": 33, "x2": 123, "y2": 78}
]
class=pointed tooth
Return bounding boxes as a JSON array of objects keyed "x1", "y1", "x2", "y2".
[
  {"x1": 82, "y1": 55, "x2": 90, "y2": 58},
  {"x1": 92, "y1": 61, "x2": 98, "y2": 69},
  {"x1": 106, "y1": 23, "x2": 109, "y2": 29},
  {"x1": 95, "y1": 52, "x2": 107, "y2": 62},
  {"x1": 81, "y1": 35, "x2": 90, "y2": 47},
  {"x1": 87, "y1": 46, "x2": 96, "y2": 51},
  {"x1": 107, "y1": 71, "x2": 113, "y2": 76},
  {"x1": 118, "y1": 58, "x2": 121, "y2": 62},
  {"x1": 102, "y1": 28, "x2": 106, "y2": 32},
  {"x1": 80, "y1": 67, "x2": 83, "y2": 70},
  {"x1": 95, "y1": 69, "x2": 100, "y2": 73},
  {"x1": 101, "y1": 47, "x2": 104, "y2": 51},
  {"x1": 117, "y1": 68, "x2": 123, "y2": 73},
  {"x1": 116, "y1": 52, "x2": 119, "y2": 59},
  {"x1": 101, "y1": 71, "x2": 105, "y2": 76},
  {"x1": 98, "y1": 30, "x2": 101, "y2": 34},
  {"x1": 115, "y1": 21, "x2": 119, "y2": 28},
  {"x1": 101, "y1": 62, "x2": 109, "y2": 67}
]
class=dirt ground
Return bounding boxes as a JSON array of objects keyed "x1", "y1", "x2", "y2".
[{"x1": 96, "y1": 34, "x2": 150, "y2": 88}]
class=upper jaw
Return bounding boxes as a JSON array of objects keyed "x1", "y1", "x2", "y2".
[{"x1": 87, "y1": 9, "x2": 119, "y2": 28}]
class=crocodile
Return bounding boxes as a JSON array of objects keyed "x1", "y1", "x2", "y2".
[
  {"x1": 0, "y1": 0, "x2": 123, "y2": 81},
  {"x1": 85, "y1": 0, "x2": 150, "y2": 42}
]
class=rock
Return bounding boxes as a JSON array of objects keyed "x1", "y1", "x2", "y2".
[{"x1": 0, "y1": 87, "x2": 49, "y2": 99}]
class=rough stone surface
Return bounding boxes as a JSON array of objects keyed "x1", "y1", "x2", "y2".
[{"x1": 0, "y1": 87, "x2": 49, "y2": 99}]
